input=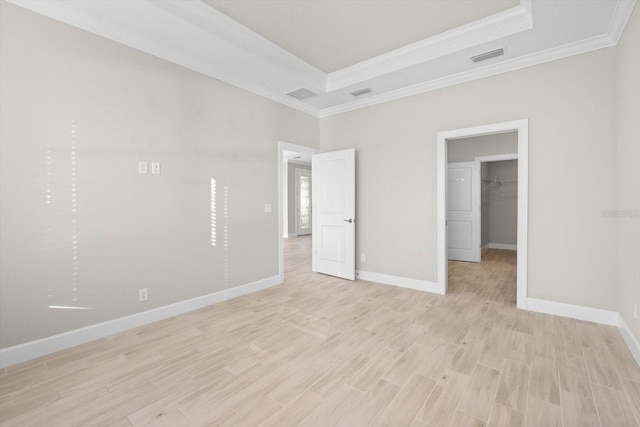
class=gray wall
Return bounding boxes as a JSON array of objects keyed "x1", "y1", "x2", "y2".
[
  {"x1": 486, "y1": 160, "x2": 518, "y2": 246},
  {"x1": 616, "y1": 5, "x2": 640, "y2": 342},
  {"x1": 286, "y1": 162, "x2": 311, "y2": 236},
  {"x1": 321, "y1": 46, "x2": 619, "y2": 311},
  {"x1": 0, "y1": 2, "x2": 319, "y2": 349},
  {"x1": 1, "y1": 0, "x2": 638, "y2": 351}
]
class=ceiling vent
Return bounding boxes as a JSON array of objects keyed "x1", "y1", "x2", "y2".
[
  {"x1": 286, "y1": 88, "x2": 317, "y2": 101},
  {"x1": 350, "y1": 87, "x2": 372, "y2": 97},
  {"x1": 471, "y1": 48, "x2": 505, "y2": 63}
]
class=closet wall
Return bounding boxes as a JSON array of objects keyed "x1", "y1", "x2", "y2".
[
  {"x1": 447, "y1": 132, "x2": 518, "y2": 251},
  {"x1": 483, "y1": 160, "x2": 518, "y2": 248}
]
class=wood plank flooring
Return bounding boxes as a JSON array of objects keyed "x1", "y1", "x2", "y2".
[{"x1": 1, "y1": 237, "x2": 639, "y2": 426}]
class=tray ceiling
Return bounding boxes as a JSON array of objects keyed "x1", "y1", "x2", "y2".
[
  {"x1": 204, "y1": 0, "x2": 519, "y2": 73},
  {"x1": 8, "y1": 0, "x2": 637, "y2": 118}
]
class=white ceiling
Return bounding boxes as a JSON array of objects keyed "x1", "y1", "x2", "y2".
[
  {"x1": 9, "y1": 0, "x2": 637, "y2": 118},
  {"x1": 283, "y1": 150, "x2": 312, "y2": 165},
  {"x1": 203, "y1": 0, "x2": 519, "y2": 73}
]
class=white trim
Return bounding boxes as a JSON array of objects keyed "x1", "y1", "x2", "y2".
[
  {"x1": 283, "y1": 233, "x2": 297, "y2": 239},
  {"x1": 608, "y1": 0, "x2": 638, "y2": 43},
  {"x1": 325, "y1": 1, "x2": 532, "y2": 91},
  {"x1": 484, "y1": 243, "x2": 517, "y2": 251},
  {"x1": 618, "y1": 315, "x2": 640, "y2": 366},
  {"x1": 526, "y1": 298, "x2": 619, "y2": 326},
  {"x1": 7, "y1": 0, "x2": 323, "y2": 118},
  {"x1": 318, "y1": 32, "x2": 624, "y2": 118},
  {"x1": 475, "y1": 153, "x2": 518, "y2": 162},
  {"x1": 0, "y1": 275, "x2": 281, "y2": 368},
  {"x1": 526, "y1": 298, "x2": 640, "y2": 365},
  {"x1": 437, "y1": 119, "x2": 528, "y2": 309},
  {"x1": 278, "y1": 141, "x2": 319, "y2": 282},
  {"x1": 356, "y1": 270, "x2": 442, "y2": 294},
  {"x1": 8, "y1": 0, "x2": 635, "y2": 119}
]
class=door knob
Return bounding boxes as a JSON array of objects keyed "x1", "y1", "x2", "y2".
[{"x1": 344, "y1": 218, "x2": 353, "y2": 223}]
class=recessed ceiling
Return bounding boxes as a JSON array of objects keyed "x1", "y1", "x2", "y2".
[
  {"x1": 283, "y1": 150, "x2": 312, "y2": 165},
  {"x1": 203, "y1": 0, "x2": 519, "y2": 73},
  {"x1": 8, "y1": 0, "x2": 637, "y2": 118}
]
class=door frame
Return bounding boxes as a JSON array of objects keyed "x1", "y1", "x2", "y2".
[
  {"x1": 278, "y1": 141, "x2": 319, "y2": 282},
  {"x1": 436, "y1": 119, "x2": 529, "y2": 309},
  {"x1": 294, "y1": 168, "x2": 312, "y2": 236}
]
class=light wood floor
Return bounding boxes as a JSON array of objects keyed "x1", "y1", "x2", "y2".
[{"x1": 1, "y1": 237, "x2": 639, "y2": 426}]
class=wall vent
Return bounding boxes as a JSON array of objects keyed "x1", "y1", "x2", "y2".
[
  {"x1": 471, "y1": 48, "x2": 505, "y2": 63},
  {"x1": 350, "y1": 87, "x2": 372, "y2": 97},
  {"x1": 286, "y1": 88, "x2": 317, "y2": 101}
]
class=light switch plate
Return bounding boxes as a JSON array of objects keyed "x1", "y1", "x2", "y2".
[
  {"x1": 138, "y1": 161, "x2": 148, "y2": 174},
  {"x1": 264, "y1": 203, "x2": 272, "y2": 213}
]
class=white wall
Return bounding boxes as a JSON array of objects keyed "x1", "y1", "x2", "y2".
[
  {"x1": 320, "y1": 46, "x2": 619, "y2": 311},
  {"x1": 616, "y1": 5, "x2": 640, "y2": 342},
  {"x1": 0, "y1": 2, "x2": 319, "y2": 349}
]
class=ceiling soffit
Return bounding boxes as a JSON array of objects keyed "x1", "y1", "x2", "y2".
[
  {"x1": 7, "y1": 0, "x2": 638, "y2": 118},
  {"x1": 203, "y1": 0, "x2": 521, "y2": 73}
]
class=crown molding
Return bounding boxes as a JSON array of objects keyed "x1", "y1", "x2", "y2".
[
  {"x1": 608, "y1": 0, "x2": 638, "y2": 42},
  {"x1": 325, "y1": 0, "x2": 533, "y2": 92},
  {"x1": 7, "y1": 0, "x2": 323, "y2": 118},
  {"x1": 318, "y1": 31, "x2": 621, "y2": 118},
  {"x1": 7, "y1": 0, "x2": 636, "y2": 119},
  {"x1": 156, "y1": 0, "x2": 326, "y2": 90}
]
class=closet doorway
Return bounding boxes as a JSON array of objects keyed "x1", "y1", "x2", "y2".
[
  {"x1": 477, "y1": 153, "x2": 518, "y2": 254},
  {"x1": 436, "y1": 119, "x2": 529, "y2": 309}
]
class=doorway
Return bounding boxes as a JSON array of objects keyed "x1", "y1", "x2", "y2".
[
  {"x1": 295, "y1": 168, "x2": 312, "y2": 236},
  {"x1": 436, "y1": 120, "x2": 529, "y2": 309},
  {"x1": 278, "y1": 141, "x2": 319, "y2": 282}
]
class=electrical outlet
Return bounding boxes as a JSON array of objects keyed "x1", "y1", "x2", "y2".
[
  {"x1": 139, "y1": 288, "x2": 148, "y2": 302},
  {"x1": 151, "y1": 162, "x2": 161, "y2": 175},
  {"x1": 360, "y1": 253, "x2": 366, "y2": 262}
]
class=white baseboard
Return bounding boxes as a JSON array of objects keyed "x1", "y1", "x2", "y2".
[
  {"x1": 618, "y1": 315, "x2": 640, "y2": 366},
  {"x1": 526, "y1": 297, "x2": 619, "y2": 325},
  {"x1": 526, "y1": 298, "x2": 640, "y2": 365},
  {"x1": 283, "y1": 233, "x2": 296, "y2": 238},
  {"x1": 0, "y1": 275, "x2": 282, "y2": 369},
  {"x1": 356, "y1": 270, "x2": 443, "y2": 294},
  {"x1": 484, "y1": 243, "x2": 517, "y2": 250}
]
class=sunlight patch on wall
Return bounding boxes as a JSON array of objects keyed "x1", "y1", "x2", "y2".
[
  {"x1": 70, "y1": 119, "x2": 80, "y2": 303},
  {"x1": 210, "y1": 178, "x2": 217, "y2": 246}
]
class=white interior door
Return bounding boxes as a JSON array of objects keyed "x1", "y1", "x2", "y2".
[
  {"x1": 312, "y1": 149, "x2": 355, "y2": 280},
  {"x1": 447, "y1": 161, "x2": 480, "y2": 262},
  {"x1": 295, "y1": 168, "x2": 312, "y2": 235}
]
